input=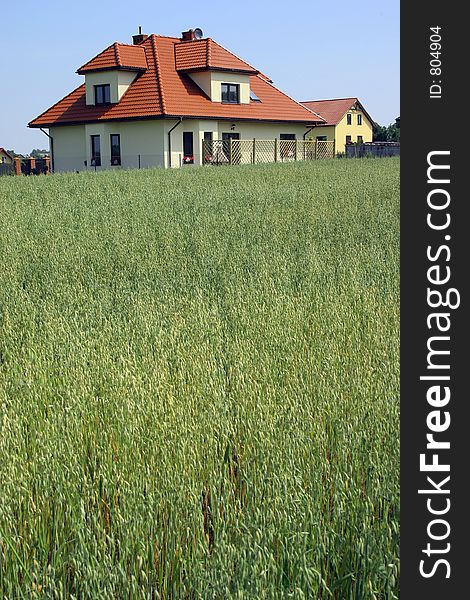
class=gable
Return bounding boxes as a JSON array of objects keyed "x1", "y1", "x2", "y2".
[{"x1": 301, "y1": 98, "x2": 374, "y2": 127}]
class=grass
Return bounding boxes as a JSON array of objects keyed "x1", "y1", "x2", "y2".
[{"x1": 0, "y1": 158, "x2": 399, "y2": 598}]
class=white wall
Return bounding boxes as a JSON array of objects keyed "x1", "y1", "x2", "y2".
[
  {"x1": 50, "y1": 125, "x2": 86, "y2": 172},
  {"x1": 50, "y1": 118, "x2": 312, "y2": 172},
  {"x1": 50, "y1": 120, "x2": 165, "y2": 172},
  {"x1": 85, "y1": 121, "x2": 165, "y2": 169},
  {"x1": 169, "y1": 120, "x2": 310, "y2": 167},
  {"x1": 188, "y1": 71, "x2": 251, "y2": 104},
  {"x1": 85, "y1": 70, "x2": 138, "y2": 105}
]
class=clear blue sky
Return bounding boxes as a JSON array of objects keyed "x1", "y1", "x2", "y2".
[{"x1": 0, "y1": 0, "x2": 399, "y2": 154}]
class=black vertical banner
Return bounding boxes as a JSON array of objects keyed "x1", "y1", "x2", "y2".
[{"x1": 401, "y1": 3, "x2": 467, "y2": 598}]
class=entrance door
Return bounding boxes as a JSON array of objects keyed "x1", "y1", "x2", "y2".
[{"x1": 222, "y1": 132, "x2": 240, "y2": 164}]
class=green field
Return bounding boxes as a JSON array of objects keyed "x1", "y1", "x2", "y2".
[{"x1": 0, "y1": 159, "x2": 399, "y2": 598}]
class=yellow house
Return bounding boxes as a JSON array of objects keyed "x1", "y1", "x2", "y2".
[
  {"x1": 0, "y1": 148, "x2": 14, "y2": 165},
  {"x1": 301, "y1": 98, "x2": 374, "y2": 155}
]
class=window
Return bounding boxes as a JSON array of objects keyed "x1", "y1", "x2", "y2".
[
  {"x1": 357, "y1": 135, "x2": 363, "y2": 144},
  {"x1": 183, "y1": 132, "x2": 194, "y2": 164},
  {"x1": 94, "y1": 84, "x2": 111, "y2": 105},
  {"x1": 222, "y1": 132, "x2": 240, "y2": 141},
  {"x1": 90, "y1": 135, "x2": 101, "y2": 166},
  {"x1": 357, "y1": 114, "x2": 362, "y2": 125},
  {"x1": 249, "y1": 90, "x2": 261, "y2": 102},
  {"x1": 347, "y1": 113, "x2": 352, "y2": 125},
  {"x1": 316, "y1": 135, "x2": 327, "y2": 141},
  {"x1": 221, "y1": 83, "x2": 240, "y2": 104},
  {"x1": 280, "y1": 134, "x2": 296, "y2": 140},
  {"x1": 345, "y1": 135, "x2": 352, "y2": 145},
  {"x1": 110, "y1": 134, "x2": 121, "y2": 165}
]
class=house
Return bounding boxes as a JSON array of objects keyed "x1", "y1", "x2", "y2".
[
  {"x1": 300, "y1": 98, "x2": 374, "y2": 155},
  {"x1": 29, "y1": 29, "x2": 325, "y2": 171},
  {"x1": 0, "y1": 148, "x2": 14, "y2": 165}
]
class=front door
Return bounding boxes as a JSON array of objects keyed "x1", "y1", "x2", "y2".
[{"x1": 222, "y1": 132, "x2": 240, "y2": 164}]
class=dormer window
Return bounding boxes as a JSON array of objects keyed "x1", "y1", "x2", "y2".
[
  {"x1": 221, "y1": 83, "x2": 240, "y2": 104},
  {"x1": 95, "y1": 84, "x2": 111, "y2": 105}
]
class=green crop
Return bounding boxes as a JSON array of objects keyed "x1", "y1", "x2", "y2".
[{"x1": 0, "y1": 158, "x2": 399, "y2": 598}]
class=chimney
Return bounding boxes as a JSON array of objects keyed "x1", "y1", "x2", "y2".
[
  {"x1": 181, "y1": 29, "x2": 196, "y2": 41},
  {"x1": 133, "y1": 26, "x2": 148, "y2": 45}
]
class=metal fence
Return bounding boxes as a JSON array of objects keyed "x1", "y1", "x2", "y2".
[
  {"x1": 345, "y1": 142, "x2": 400, "y2": 158},
  {"x1": 203, "y1": 139, "x2": 335, "y2": 166},
  {"x1": 0, "y1": 163, "x2": 15, "y2": 176}
]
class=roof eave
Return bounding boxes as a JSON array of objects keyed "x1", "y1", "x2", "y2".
[
  {"x1": 76, "y1": 65, "x2": 147, "y2": 75},
  {"x1": 177, "y1": 66, "x2": 258, "y2": 75},
  {"x1": 29, "y1": 114, "x2": 323, "y2": 129}
]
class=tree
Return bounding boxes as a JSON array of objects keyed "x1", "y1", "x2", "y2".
[
  {"x1": 30, "y1": 149, "x2": 50, "y2": 159},
  {"x1": 373, "y1": 117, "x2": 400, "y2": 142},
  {"x1": 373, "y1": 123, "x2": 388, "y2": 142}
]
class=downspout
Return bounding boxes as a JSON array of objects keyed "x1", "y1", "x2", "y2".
[
  {"x1": 168, "y1": 118, "x2": 183, "y2": 168},
  {"x1": 303, "y1": 125, "x2": 316, "y2": 140},
  {"x1": 40, "y1": 128, "x2": 54, "y2": 173}
]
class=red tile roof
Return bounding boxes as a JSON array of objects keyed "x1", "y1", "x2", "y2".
[
  {"x1": 29, "y1": 35, "x2": 324, "y2": 128},
  {"x1": 77, "y1": 42, "x2": 148, "y2": 73},
  {"x1": 301, "y1": 98, "x2": 374, "y2": 126},
  {"x1": 175, "y1": 38, "x2": 258, "y2": 74}
]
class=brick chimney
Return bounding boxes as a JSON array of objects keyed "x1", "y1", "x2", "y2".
[
  {"x1": 181, "y1": 29, "x2": 196, "y2": 41},
  {"x1": 133, "y1": 27, "x2": 148, "y2": 45}
]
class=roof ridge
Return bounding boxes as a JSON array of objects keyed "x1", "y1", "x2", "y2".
[
  {"x1": 153, "y1": 34, "x2": 181, "y2": 40},
  {"x1": 116, "y1": 41, "x2": 146, "y2": 47},
  {"x1": 114, "y1": 42, "x2": 121, "y2": 67},
  {"x1": 302, "y1": 97, "x2": 358, "y2": 103},
  {"x1": 206, "y1": 38, "x2": 211, "y2": 68},
  {"x1": 150, "y1": 35, "x2": 166, "y2": 114},
  {"x1": 258, "y1": 76, "x2": 325, "y2": 122}
]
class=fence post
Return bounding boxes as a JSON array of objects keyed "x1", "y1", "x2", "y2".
[
  {"x1": 333, "y1": 140, "x2": 336, "y2": 158},
  {"x1": 229, "y1": 138, "x2": 233, "y2": 166},
  {"x1": 315, "y1": 141, "x2": 318, "y2": 160},
  {"x1": 253, "y1": 138, "x2": 256, "y2": 164},
  {"x1": 14, "y1": 158, "x2": 22, "y2": 176},
  {"x1": 294, "y1": 141, "x2": 298, "y2": 161},
  {"x1": 274, "y1": 138, "x2": 278, "y2": 163}
]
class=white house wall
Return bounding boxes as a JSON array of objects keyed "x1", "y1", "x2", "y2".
[
  {"x1": 167, "y1": 119, "x2": 310, "y2": 168},
  {"x1": 210, "y1": 72, "x2": 250, "y2": 104},
  {"x1": 50, "y1": 125, "x2": 86, "y2": 172},
  {"x1": 84, "y1": 121, "x2": 165, "y2": 169},
  {"x1": 50, "y1": 119, "x2": 312, "y2": 172},
  {"x1": 85, "y1": 70, "x2": 139, "y2": 105},
  {"x1": 188, "y1": 71, "x2": 251, "y2": 104}
]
